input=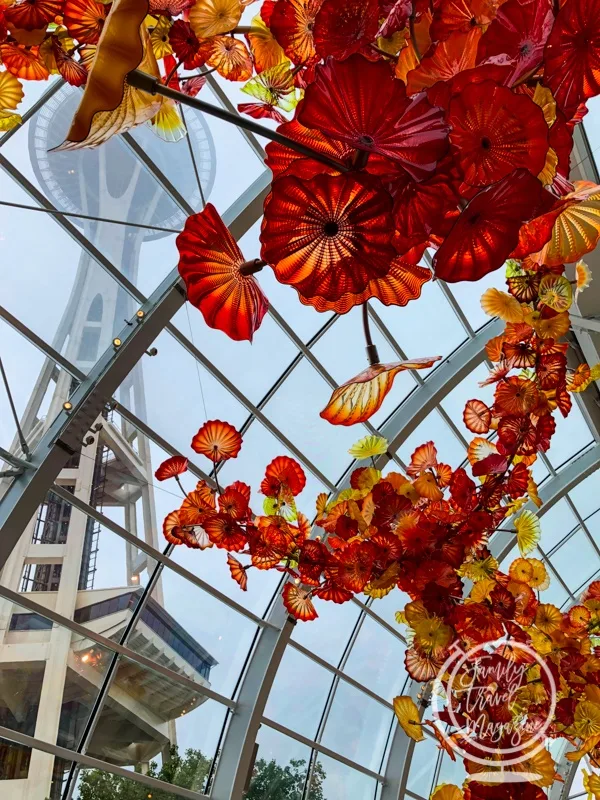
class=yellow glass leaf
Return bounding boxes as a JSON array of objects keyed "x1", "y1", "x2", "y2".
[
  {"x1": 241, "y1": 59, "x2": 297, "y2": 111},
  {"x1": 387, "y1": 472, "x2": 420, "y2": 504},
  {"x1": 0, "y1": 70, "x2": 24, "y2": 110},
  {"x1": 537, "y1": 146, "x2": 558, "y2": 187},
  {"x1": 353, "y1": 467, "x2": 381, "y2": 493},
  {"x1": 395, "y1": 610, "x2": 407, "y2": 625},
  {"x1": 582, "y1": 768, "x2": 600, "y2": 797},
  {"x1": 538, "y1": 273, "x2": 573, "y2": 312},
  {"x1": 527, "y1": 474, "x2": 542, "y2": 508},
  {"x1": 348, "y1": 435, "x2": 389, "y2": 460},
  {"x1": 576, "y1": 260, "x2": 592, "y2": 298},
  {"x1": 575, "y1": 701, "x2": 600, "y2": 738},
  {"x1": 365, "y1": 562, "x2": 400, "y2": 598},
  {"x1": 533, "y1": 83, "x2": 557, "y2": 126},
  {"x1": 515, "y1": 747, "x2": 556, "y2": 788},
  {"x1": 55, "y1": 1, "x2": 162, "y2": 150},
  {"x1": 533, "y1": 181, "x2": 600, "y2": 267},
  {"x1": 527, "y1": 626, "x2": 552, "y2": 656},
  {"x1": 568, "y1": 363, "x2": 594, "y2": 393},
  {"x1": 393, "y1": 696, "x2": 425, "y2": 742},
  {"x1": 189, "y1": 0, "x2": 242, "y2": 38},
  {"x1": 458, "y1": 556, "x2": 498, "y2": 582},
  {"x1": 514, "y1": 509, "x2": 541, "y2": 555},
  {"x1": 315, "y1": 492, "x2": 328, "y2": 519},
  {"x1": 480, "y1": 287, "x2": 525, "y2": 322},
  {"x1": 469, "y1": 577, "x2": 496, "y2": 603},
  {"x1": 377, "y1": 29, "x2": 405, "y2": 55},
  {"x1": 148, "y1": 98, "x2": 187, "y2": 142},
  {"x1": 0, "y1": 108, "x2": 22, "y2": 131},
  {"x1": 247, "y1": 13, "x2": 286, "y2": 72},
  {"x1": 431, "y1": 785, "x2": 463, "y2": 800},
  {"x1": 528, "y1": 309, "x2": 571, "y2": 340},
  {"x1": 150, "y1": 15, "x2": 173, "y2": 59}
]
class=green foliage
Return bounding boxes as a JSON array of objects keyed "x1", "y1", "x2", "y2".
[
  {"x1": 245, "y1": 757, "x2": 326, "y2": 800},
  {"x1": 77, "y1": 748, "x2": 327, "y2": 800}
]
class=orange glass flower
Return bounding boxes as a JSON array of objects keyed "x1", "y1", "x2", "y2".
[
  {"x1": 177, "y1": 204, "x2": 268, "y2": 342},
  {"x1": 227, "y1": 553, "x2": 248, "y2": 591},
  {"x1": 269, "y1": 0, "x2": 321, "y2": 64},
  {"x1": 261, "y1": 456, "x2": 306, "y2": 497},
  {"x1": 299, "y1": 55, "x2": 448, "y2": 181},
  {"x1": 320, "y1": 357, "x2": 440, "y2": 426},
  {"x1": 5, "y1": 0, "x2": 62, "y2": 31},
  {"x1": 191, "y1": 420, "x2": 242, "y2": 462},
  {"x1": 260, "y1": 172, "x2": 396, "y2": 303},
  {"x1": 0, "y1": 44, "x2": 49, "y2": 80},
  {"x1": 63, "y1": 0, "x2": 109, "y2": 44},
  {"x1": 155, "y1": 455, "x2": 189, "y2": 481},
  {"x1": 282, "y1": 582, "x2": 318, "y2": 621}
]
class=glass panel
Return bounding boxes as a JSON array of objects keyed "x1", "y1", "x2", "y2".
[
  {"x1": 292, "y1": 597, "x2": 362, "y2": 665},
  {"x1": 541, "y1": 499, "x2": 578, "y2": 552},
  {"x1": 171, "y1": 302, "x2": 298, "y2": 407},
  {"x1": 315, "y1": 753, "x2": 379, "y2": 800},
  {"x1": 435, "y1": 748, "x2": 467, "y2": 788},
  {"x1": 84, "y1": 654, "x2": 228, "y2": 795},
  {"x1": 262, "y1": 358, "x2": 363, "y2": 484},
  {"x1": 127, "y1": 565, "x2": 258, "y2": 697},
  {"x1": 407, "y1": 735, "x2": 439, "y2": 795},
  {"x1": 569, "y1": 469, "x2": 600, "y2": 520},
  {"x1": 249, "y1": 726, "x2": 315, "y2": 800},
  {"x1": 265, "y1": 647, "x2": 331, "y2": 741},
  {"x1": 320, "y1": 680, "x2": 391, "y2": 771},
  {"x1": 0, "y1": 735, "x2": 72, "y2": 800},
  {"x1": 343, "y1": 615, "x2": 406, "y2": 700},
  {"x1": 74, "y1": 759, "x2": 210, "y2": 799},
  {"x1": 375, "y1": 280, "x2": 467, "y2": 370},
  {"x1": 551, "y1": 528, "x2": 600, "y2": 591},
  {"x1": 546, "y1": 403, "x2": 594, "y2": 469},
  {"x1": 367, "y1": 587, "x2": 412, "y2": 630},
  {"x1": 446, "y1": 270, "x2": 505, "y2": 331},
  {"x1": 0, "y1": 598, "x2": 112, "y2": 754}
]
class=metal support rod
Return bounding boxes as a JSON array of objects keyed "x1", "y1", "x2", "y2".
[
  {"x1": 0, "y1": 357, "x2": 31, "y2": 460},
  {"x1": 362, "y1": 302, "x2": 380, "y2": 366},
  {"x1": 126, "y1": 69, "x2": 349, "y2": 173}
]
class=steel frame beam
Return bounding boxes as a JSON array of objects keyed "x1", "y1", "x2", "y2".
[{"x1": 0, "y1": 726, "x2": 210, "y2": 800}]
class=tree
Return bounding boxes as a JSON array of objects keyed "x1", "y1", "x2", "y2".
[
  {"x1": 77, "y1": 748, "x2": 327, "y2": 800},
  {"x1": 245, "y1": 757, "x2": 326, "y2": 800}
]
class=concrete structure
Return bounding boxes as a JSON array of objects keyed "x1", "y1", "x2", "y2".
[{"x1": 0, "y1": 84, "x2": 216, "y2": 800}]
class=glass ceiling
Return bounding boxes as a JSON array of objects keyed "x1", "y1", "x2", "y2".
[{"x1": 1, "y1": 66, "x2": 600, "y2": 800}]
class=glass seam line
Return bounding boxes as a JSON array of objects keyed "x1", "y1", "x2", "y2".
[
  {"x1": 0, "y1": 582, "x2": 235, "y2": 708},
  {"x1": 51, "y1": 483, "x2": 275, "y2": 630},
  {"x1": 0, "y1": 725, "x2": 210, "y2": 800},
  {"x1": 0, "y1": 78, "x2": 65, "y2": 149},
  {"x1": 0, "y1": 306, "x2": 87, "y2": 381},
  {"x1": 260, "y1": 715, "x2": 386, "y2": 783},
  {"x1": 287, "y1": 639, "x2": 394, "y2": 711},
  {"x1": 205, "y1": 72, "x2": 266, "y2": 162}
]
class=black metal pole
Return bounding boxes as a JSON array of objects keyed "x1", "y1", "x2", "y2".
[{"x1": 127, "y1": 69, "x2": 349, "y2": 173}]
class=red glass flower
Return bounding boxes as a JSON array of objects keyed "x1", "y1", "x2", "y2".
[
  {"x1": 5, "y1": 0, "x2": 62, "y2": 31},
  {"x1": 63, "y1": 0, "x2": 108, "y2": 44},
  {"x1": 299, "y1": 54, "x2": 448, "y2": 181},
  {"x1": 544, "y1": 0, "x2": 600, "y2": 120},
  {"x1": 448, "y1": 81, "x2": 549, "y2": 187},
  {"x1": 177, "y1": 204, "x2": 268, "y2": 342},
  {"x1": 260, "y1": 172, "x2": 396, "y2": 302},
  {"x1": 313, "y1": 0, "x2": 379, "y2": 60},
  {"x1": 433, "y1": 169, "x2": 552, "y2": 283},
  {"x1": 477, "y1": 0, "x2": 554, "y2": 86}
]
